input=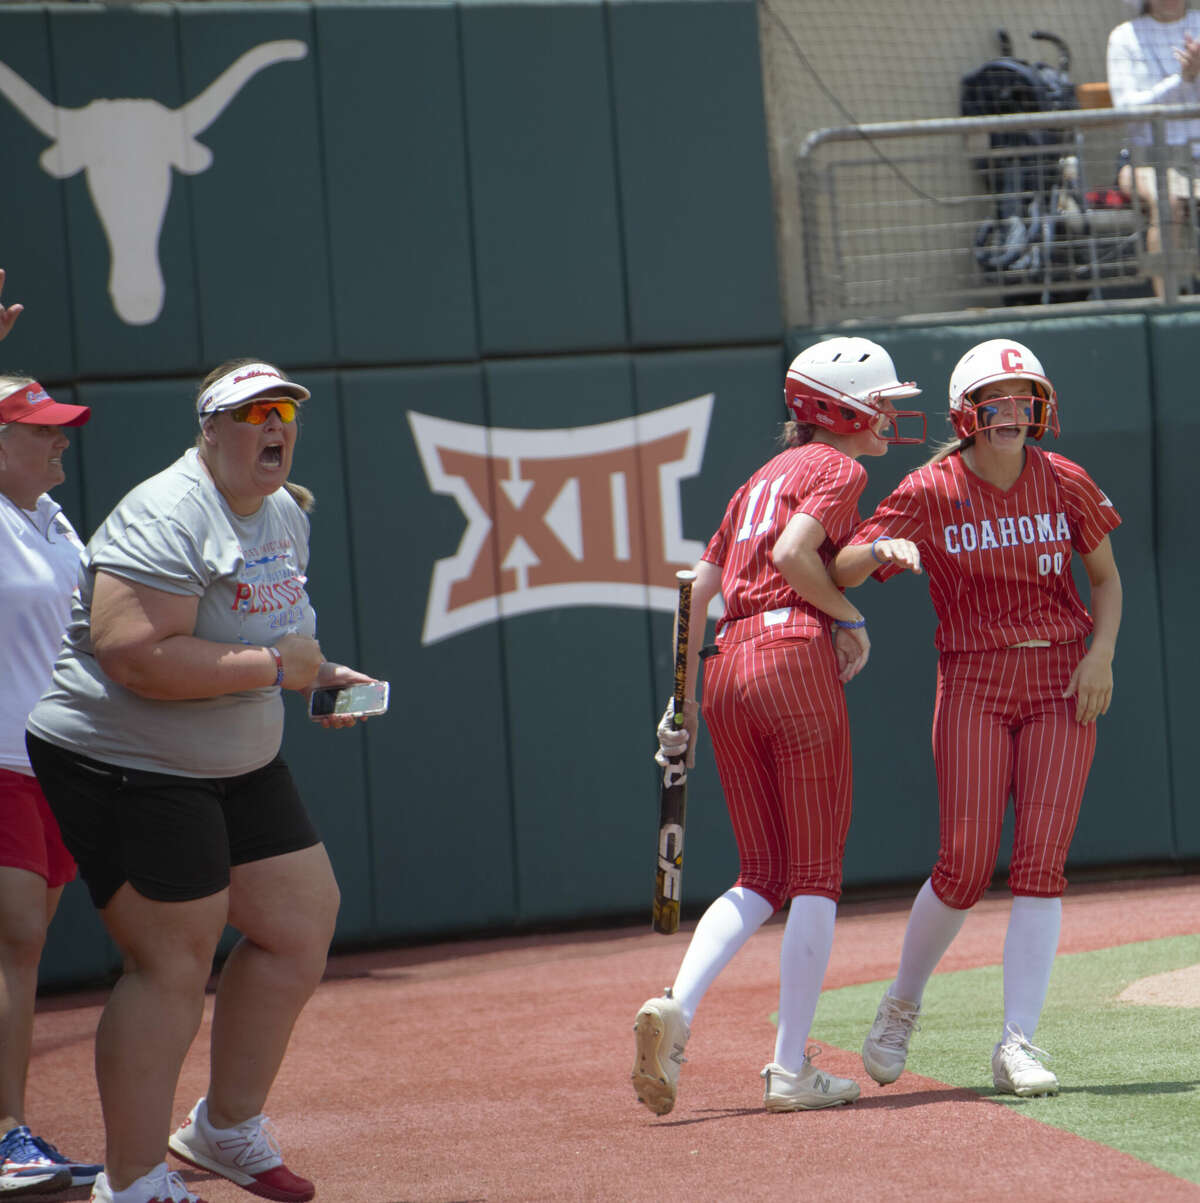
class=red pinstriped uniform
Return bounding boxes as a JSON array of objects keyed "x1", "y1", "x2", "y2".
[
  {"x1": 851, "y1": 447, "x2": 1121, "y2": 908},
  {"x1": 702, "y1": 443, "x2": 866, "y2": 910}
]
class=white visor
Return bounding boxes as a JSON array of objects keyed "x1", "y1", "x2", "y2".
[{"x1": 197, "y1": 363, "x2": 310, "y2": 418}]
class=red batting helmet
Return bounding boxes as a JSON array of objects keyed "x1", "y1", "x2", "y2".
[
  {"x1": 947, "y1": 339, "x2": 1059, "y2": 440},
  {"x1": 784, "y1": 337, "x2": 925, "y2": 444}
]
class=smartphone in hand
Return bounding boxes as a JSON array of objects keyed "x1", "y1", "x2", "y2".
[{"x1": 307, "y1": 681, "x2": 390, "y2": 719}]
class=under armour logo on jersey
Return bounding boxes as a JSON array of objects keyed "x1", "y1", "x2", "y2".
[
  {"x1": 952, "y1": 498, "x2": 972, "y2": 509},
  {"x1": 407, "y1": 395, "x2": 713, "y2": 644}
]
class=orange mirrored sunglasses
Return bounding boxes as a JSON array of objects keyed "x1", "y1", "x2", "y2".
[{"x1": 228, "y1": 399, "x2": 298, "y2": 425}]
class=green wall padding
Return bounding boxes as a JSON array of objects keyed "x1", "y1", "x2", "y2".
[
  {"x1": 608, "y1": 0, "x2": 781, "y2": 347},
  {"x1": 1, "y1": 0, "x2": 783, "y2": 379},
  {"x1": 313, "y1": 2, "x2": 479, "y2": 365},
  {"x1": 1147, "y1": 313, "x2": 1198, "y2": 858},
  {"x1": 341, "y1": 365, "x2": 519, "y2": 938},
  {"x1": 178, "y1": 5, "x2": 335, "y2": 369},
  {"x1": 459, "y1": 2, "x2": 629, "y2": 354},
  {"x1": 0, "y1": 9, "x2": 76, "y2": 382},
  {"x1": 483, "y1": 355, "x2": 652, "y2": 918}
]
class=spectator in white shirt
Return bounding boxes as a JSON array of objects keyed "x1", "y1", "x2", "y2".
[{"x1": 1107, "y1": 0, "x2": 1200, "y2": 295}]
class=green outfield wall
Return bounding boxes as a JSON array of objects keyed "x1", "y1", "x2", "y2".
[{"x1": 0, "y1": 2, "x2": 1189, "y2": 990}]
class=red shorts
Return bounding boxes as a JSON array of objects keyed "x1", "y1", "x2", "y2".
[{"x1": 0, "y1": 766, "x2": 77, "y2": 888}]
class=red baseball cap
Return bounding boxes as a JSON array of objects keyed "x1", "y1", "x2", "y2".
[{"x1": 0, "y1": 381, "x2": 90, "y2": 427}]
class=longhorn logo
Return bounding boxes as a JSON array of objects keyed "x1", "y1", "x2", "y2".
[{"x1": 0, "y1": 40, "x2": 308, "y2": 325}]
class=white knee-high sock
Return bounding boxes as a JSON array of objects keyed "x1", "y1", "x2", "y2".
[
  {"x1": 1002, "y1": 895, "x2": 1062, "y2": 1042},
  {"x1": 891, "y1": 878, "x2": 969, "y2": 1005},
  {"x1": 670, "y1": 887, "x2": 775, "y2": 1025},
  {"x1": 773, "y1": 894, "x2": 837, "y2": 1071}
]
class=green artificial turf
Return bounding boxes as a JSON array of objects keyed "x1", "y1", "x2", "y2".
[{"x1": 808, "y1": 934, "x2": 1200, "y2": 1183}]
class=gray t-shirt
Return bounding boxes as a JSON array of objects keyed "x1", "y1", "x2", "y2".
[{"x1": 27, "y1": 449, "x2": 316, "y2": 777}]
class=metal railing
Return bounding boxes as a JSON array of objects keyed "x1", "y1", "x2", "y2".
[{"x1": 796, "y1": 103, "x2": 1200, "y2": 325}]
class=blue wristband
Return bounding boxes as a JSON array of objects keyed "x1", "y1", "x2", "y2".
[
  {"x1": 833, "y1": 617, "x2": 867, "y2": 630},
  {"x1": 871, "y1": 537, "x2": 888, "y2": 563},
  {"x1": 265, "y1": 645, "x2": 284, "y2": 687}
]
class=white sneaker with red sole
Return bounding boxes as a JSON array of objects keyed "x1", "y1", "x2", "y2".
[{"x1": 168, "y1": 1099, "x2": 313, "y2": 1202}]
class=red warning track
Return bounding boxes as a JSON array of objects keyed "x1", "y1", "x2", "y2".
[{"x1": 25, "y1": 874, "x2": 1200, "y2": 1202}]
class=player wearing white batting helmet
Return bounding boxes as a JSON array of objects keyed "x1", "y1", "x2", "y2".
[
  {"x1": 948, "y1": 338, "x2": 1059, "y2": 440},
  {"x1": 834, "y1": 337, "x2": 1122, "y2": 1102},
  {"x1": 632, "y1": 339, "x2": 926, "y2": 1119}
]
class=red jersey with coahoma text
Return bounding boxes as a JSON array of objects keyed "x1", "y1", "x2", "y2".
[
  {"x1": 851, "y1": 447, "x2": 1120, "y2": 652},
  {"x1": 704, "y1": 442, "x2": 867, "y2": 642}
]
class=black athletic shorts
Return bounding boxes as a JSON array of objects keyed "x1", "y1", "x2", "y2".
[{"x1": 25, "y1": 733, "x2": 320, "y2": 909}]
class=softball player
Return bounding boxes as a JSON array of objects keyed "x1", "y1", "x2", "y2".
[
  {"x1": 632, "y1": 337, "x2": 926, "y2": 1116},
  {"x1": 833, "y1": 338, "x2": 1122, "y2": 1098}
]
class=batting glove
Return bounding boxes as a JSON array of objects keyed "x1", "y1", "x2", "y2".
[{"x1": 655, "y1": 698, "x2": 699, "y2": 770}]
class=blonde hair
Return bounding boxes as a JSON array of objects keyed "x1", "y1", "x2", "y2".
[
  {"x1": 778, "y1": 419, "x2": 816, "y2": 449},
  {"x1": 195, "y1": 357, "x2": 314, "y2": 513},
  {"x1": 924, "y1": 434, "x2": 971, "y2": 466}
]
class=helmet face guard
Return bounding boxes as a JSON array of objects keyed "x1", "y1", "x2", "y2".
[
  {"x1": 872, "y1": 387, "x2": 928, "y2": 445},
  {"x1": 951, "y1": 388, "x2": 1060, "y2": 441},
  {"x1": 871, "y1": 406, "x2": 928, "y2": 445}
]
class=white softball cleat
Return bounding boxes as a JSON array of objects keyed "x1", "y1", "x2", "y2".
[
  {"x1": 862, "y1": 989, "x2": 921, "y2": 1085},
  {"x1": 992, "y1": 1024, "x2": 1059, "y2": 1097},
  {"x1": 631, "y1": 991, "x2": 690, "y2": 1116},
  {"x1": 761, "y1": 1051, "x2": 861, "y2": 1111}
]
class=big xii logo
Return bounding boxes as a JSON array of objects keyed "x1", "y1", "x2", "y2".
[{"x1": 409, "y1": 396, "x2": 714, "y2": 644}]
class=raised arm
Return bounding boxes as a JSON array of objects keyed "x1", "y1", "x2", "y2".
[{"x1": 0, "y1": 268, "x2": 22, "y2": 341}]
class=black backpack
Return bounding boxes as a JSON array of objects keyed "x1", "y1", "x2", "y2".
[
  {"x1": 962, "y1": 30, "x2": 1081, "y2": 290},
  {"x1": 960, "y1": 30, "x2": 1077, "y2": 127}
]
